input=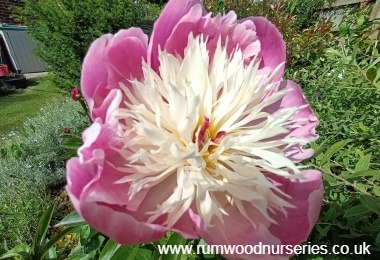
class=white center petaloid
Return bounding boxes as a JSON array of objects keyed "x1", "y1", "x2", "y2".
[{"x1": 115, "y1": 34, "x2": 306, "y2": 229}]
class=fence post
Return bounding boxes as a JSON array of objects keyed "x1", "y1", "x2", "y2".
[
  {"x1": 370, "y1": 0, "x2": 380, "y2": 19},
  {"x1": 369, "y1": 0, "x2": 380, "y2": 39}
]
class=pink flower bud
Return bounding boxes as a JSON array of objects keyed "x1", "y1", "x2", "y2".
[{"x1": 70, "y1": 87, "x2": 81, "y2": 101}]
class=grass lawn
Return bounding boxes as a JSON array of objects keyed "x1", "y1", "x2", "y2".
[{"x1": 0, "y1": 77, "x2": 64, "y2": 139}]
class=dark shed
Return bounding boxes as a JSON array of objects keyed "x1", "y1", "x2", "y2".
[{"x1": 0, "y1": 25, "x2": 46, "y2": 74}]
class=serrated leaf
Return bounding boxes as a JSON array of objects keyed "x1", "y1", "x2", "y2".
[{"x1": 360, "y1": 195, "x2": 380, "y2": 215}]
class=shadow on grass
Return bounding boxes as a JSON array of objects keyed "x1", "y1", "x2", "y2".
[{"x1": 0, "y1": 77, "x2": 63, "y2": 97}]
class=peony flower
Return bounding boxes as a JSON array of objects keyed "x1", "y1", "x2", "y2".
[{"x1": 67, "y1": 0, "x2": 322, "y2": 258}]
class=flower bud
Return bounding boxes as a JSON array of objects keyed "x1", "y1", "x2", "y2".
[{"x1": 70, "y1": 87, "x2": 81, "y2": 101}]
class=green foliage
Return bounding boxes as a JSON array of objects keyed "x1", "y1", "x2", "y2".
[
  {"x1": 0, "y1": 181, "x2": 51, "y2": 251},
  {"x1": 205, "y1": 0, "x2": 335, "y2": 71},
  {"x1": 14, "y1": 0, "x2": 159, "y2": 90},
  {"x1": 205, "y1": 0, "x2": 326, "y2": 29},
  {"x1": 0, "y1": 97, "x2": 88, "y2": 247},
  {"x1": 0, "y1": 206, "x2": 78, "y2": 260},
  {"x1": 290, "y1": 7, "x2": 380, "y2": 258},
  {"x1": 286, "y1": 0, "x2": 325, "y2": 29},
  {"x1": 10, "y1": 210, "x2": 221, "y2": 260}
]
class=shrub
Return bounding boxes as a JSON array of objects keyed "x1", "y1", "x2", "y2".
[{"x1": 14, "y1": 0, "x2": 160, "y2": 90}]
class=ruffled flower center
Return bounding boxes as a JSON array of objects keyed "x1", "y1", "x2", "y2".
[{"x1": 115, "y1": 34, "x2": 307, "y2": 229}]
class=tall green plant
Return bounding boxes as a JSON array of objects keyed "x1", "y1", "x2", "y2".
[
  {"x1": 14, "y1": 0, "x2": 159, "y2": 90},
  {"x1": 286, "y1": 0, "x2": 325, "y2": 28}
]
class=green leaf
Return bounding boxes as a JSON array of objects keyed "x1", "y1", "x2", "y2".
[
  {"x1": 6, "y1": 244, "x2": 31, "y2": 254},
  {"x1": 32, "y1": 206, "x2": 55, "y2": 258},
  {"x1": 47, "y1": 246, "x2": 57, "y2": 259},
  {"x1": 112, "y1": 246, "x2": 139, "y2": 260},
  {"x1": 80, "y1": 225, "x2": 91, "y2": 242},
  {"x1": 316, "y1": 224, "x2": 330, "y2": 238},
  {"x1": 83, "y1": 235, "x2": 104, "y2": 254},
  {"x1": 99, "y1": 239, "x2": 121, "y2": 260},
  {"x1": 161, "y1": 233, "x2": 189, "y2": 260},
  {"x1": 354, "y1": 155, "x2": 371, "y2": 172},
  {"x1": 0, "y1": 252, "x2": 30, "y2": 260},
  {"x1": 347, "y1": 169, "x2": 380, "y2": 179},
  {"x1": 373, "y1": 187, "x2": 380, "y2": 197},
  {"x1": 321, "y1": 164, "x2": 340, "y2": 186},
  {"x1": 320, "y1": 139, "x2": 351, "y2": 165},
  {"x1": 366, "y1": 67, "x2": 377, "y2": 82},
  {"x1": 344, "y1": 204, "x2": 371, "y2": 218},
  {"x1": 0, "y1": 244, "x2": 32, "y2": 260},
  {"x1": 360, "y1": 195, "x2": 380, "y2": 215},
  {"x1": 310, "y1": 140, "x2": 328, "y2": 158},
  {"x1": 130, "y1": 248, "x2": 152, "y2": 260},
  {"x1": 55, "y1": 211, "x2": 86, "y2": 227},
  {"x1": 356, "y1": 15, "x2": 365, "y2": 28}
]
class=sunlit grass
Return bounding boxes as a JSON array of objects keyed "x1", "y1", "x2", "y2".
[{"x1": 0, "y1": 77, "x2": 64, "y2": 139}]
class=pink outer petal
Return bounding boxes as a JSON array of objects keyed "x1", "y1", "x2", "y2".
[
  {"x1": 80, "y1": 201, "x2": 167, "y2": 244},
  {"x1": 264, "y1": 80, "x2": 319, "y2": 162},
  {"x1": 283, "y1": 81, "x2": 319, "y2": 161},
  {"x1": 79, "y1": 163, "x2": 168, "y2": 244},
  {"x1": 248, "y1": 17, "x2": 286, "y2": 80},
  {"x1": 172, "y1": 208, "x2": 203, "y2": 239},
  {"x1": 68, "y1": 120, "x2": 206, "y2": 243},
  {"x1": 201, "y1": 171, "x2": 322, "y2": 259},
  {"x1": 202, "y1": 202, "x2": 283, "y2": 260},
  {"x1": 163, "y1": 9, "x2": 261, "y2": 67},
  {"x1": 81, "y1": 34, "x2": 112, "y2": 110},
  {"x1": 81, "y1": 28, "x2": 148, "y2": 121},
  {"x1": 269, "y1": 170, "x2": 323, "y2": 246},
  {"x1": 107, "y1": 28, "x2": 148, "y2": 88},
  {"x1": 163, "y1": 3, "x2": 204, "y2": 58},
  {"x1": 148, "y1": 0, "x2": 203, "y2": 71},
  {"x1": 66, "y1": 121, "x2": 168, "y2": 244},
  {"x1": 66, "y1": 157, "x2": 96, "y2": 214},
  {"x1": 67, "y1": 157, "x2": 167, "y2": 244}
]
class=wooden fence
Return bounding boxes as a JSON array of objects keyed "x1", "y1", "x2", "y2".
[{"x1": 324, "y1": 0, "x2": 380, "y2": 20}]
